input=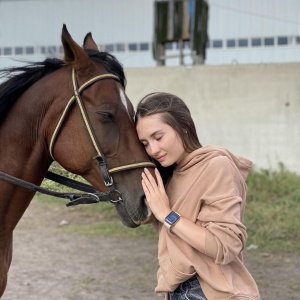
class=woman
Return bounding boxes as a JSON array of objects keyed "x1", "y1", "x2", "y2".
[{"x1": 135, "y1": 92, "x2": 260, "y2": 300}]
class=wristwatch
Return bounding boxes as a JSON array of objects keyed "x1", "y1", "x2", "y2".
[{"x1": 164, "y1": 211, "x2": 181, "y2": 230}]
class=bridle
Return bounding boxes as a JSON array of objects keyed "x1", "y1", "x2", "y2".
[
  {"x1": 0, "y1": 68, "x2": 155, "y2": 206},
  {"x1": 48, "y1": 68, "x2": 155, "y2": 204}
]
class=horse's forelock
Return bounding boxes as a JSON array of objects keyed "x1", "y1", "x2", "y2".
[{"x1": 86, "y1": 50, "x2": 126, "y2": 89}]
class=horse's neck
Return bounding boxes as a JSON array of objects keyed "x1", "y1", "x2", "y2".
[
  {"x1": 0, "y1": 91, "x2": 53, "y2": 232},
  {"x1": 0, "y1": 89, "x2": 53, "y2": 183}
]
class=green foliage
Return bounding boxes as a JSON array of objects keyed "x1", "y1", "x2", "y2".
[{"x1": 245, "y1": 164, "x2": 300, "y2": 253}]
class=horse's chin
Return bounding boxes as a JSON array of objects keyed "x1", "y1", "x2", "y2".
[
  {"x1": 114, "y1": 196, "x2": 154, "y2": 228},
  {"x1": 135, "y1": 206, "x2": 155, "y2": 225},
  {"x1": 121, "y1": 218, "x2": 139, "y2": 228}
]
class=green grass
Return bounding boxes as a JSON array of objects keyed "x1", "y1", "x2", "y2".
[
  {"x1": 34, "y1": 193, "x2": 157, "y2": 238},
  {"x1": 245, "y1": 164, "x2": 300, "y2": 253},
  {"x1": 39, "y1": 163, "x2": 300, "y2": 252},
  {"x1": 62, "y1": 218, "x2": 157, "y2": 238}
]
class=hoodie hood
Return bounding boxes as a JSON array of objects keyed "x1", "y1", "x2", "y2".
[{"x1": 176, "y1": 145, "x2": 252, "y2": 181}]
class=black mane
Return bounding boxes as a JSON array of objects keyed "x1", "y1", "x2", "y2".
[
  {"x1": 86, "y1": 49, "x2": 126, "y2": 88},
  {"x1": 0, "y1": 51, "x2": 126, "y2": 121}
]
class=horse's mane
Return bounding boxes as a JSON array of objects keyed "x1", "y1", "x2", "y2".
[
  {"x1": 0, "y1": 51, "x2": 126, "y2": 120},
  {"x1": 86, "y1": 49, "x2": 126, "y2": 88}
]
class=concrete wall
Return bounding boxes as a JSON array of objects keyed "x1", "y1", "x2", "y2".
[{"x1": 125, "y1": 63, "x2": 300, "y2": 173}]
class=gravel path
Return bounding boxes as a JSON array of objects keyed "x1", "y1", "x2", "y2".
[{"x1": 2, "y1": 199, "x2": 300, "y2": 299}]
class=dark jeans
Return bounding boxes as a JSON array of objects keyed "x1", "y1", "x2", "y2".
[{"x1": 169, "y1": 276, "x2": 207, "y2": 300}]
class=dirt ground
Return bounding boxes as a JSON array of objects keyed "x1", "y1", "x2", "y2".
[{"x1": 2, "y1": 199, "x2": 300, "y2": 300}]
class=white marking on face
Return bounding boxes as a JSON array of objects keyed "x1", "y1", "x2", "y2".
[{"x1": 119, "y1": 87, "x2": 129, "y2": 113}]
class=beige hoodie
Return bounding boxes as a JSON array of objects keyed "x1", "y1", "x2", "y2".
[{"x1": 153, "y1": 145, "x2": 260, "y2": 300}]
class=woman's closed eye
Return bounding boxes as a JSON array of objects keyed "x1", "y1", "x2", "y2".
[
  {"x1": 140, "y1": 132, "x2": 163, "y2": 148},
  {"x1": 140, "y1": 141, "x2": 149, "y2": 147},
  {"x1": 154, "y1": 134, "x2": 163, "y2": 141}
]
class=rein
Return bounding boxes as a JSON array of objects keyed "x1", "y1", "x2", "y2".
[
  {"x1": 0, "y1": 68, "x2": 155, "y2": 207},
  {"x1": 0, "y1": 170, "x2": 112, "y2": 206}
]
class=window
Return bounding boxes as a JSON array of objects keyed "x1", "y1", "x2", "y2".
[
  {"x1": 205, "y1": 39, "x2": 210, "y2": 48},
  {"x1": 15, "y1": 47, "x2": 23, "y2": 55},
  {"x1": 26, "y1": 47, "x2": 34, "y2": 55},
  {"x1": 238, "y1": 39, "x2": 248, "y2": 47},
  {"x1": 165, "y1": 42, "x2": 173, "y2": 50},
  {"x1": 105, "y1": 44, "x2": 114, "y2": 52},
  {"x1": 38, "y1": 46, "x2": 46, "y2": 54},
  {"x1": 4, "y1": 47, "x2": 12, "y2": 55},
  {"x1": 264, "y1": 37, "x2": 274, "y2": 46},
  {"x1": 116, "y1": 43, "x2": 125, "y2": 52},
  {"x1": 48, "y1": 46, "x2": 56, "y2": 55},
  {"x1": 140, "y1": 43, "x2": 149, "y2": 51},
  {"x1": 128, "y1": 43, "x2": 137, "y2": 51},
  {"x1": 296, "y1": 36, "x2": 300, "y2": 45},
  {"x1": 226, "y1": 39, "x2": 235, "y2": 48},
  {"x1": 251, "y1": 38, "x2": 261, "y2": 47},
  {"x1": 184, "y1": 41, "x2": 190, "y2": 49},
  {"x1": 213, "y1": 40, "x2": 222, "y2": 48},
  {"x1": 278, "y1": 36, "x2": 288, "y2": 45}
]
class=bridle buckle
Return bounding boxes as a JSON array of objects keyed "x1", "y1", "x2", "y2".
[{"x1": 104, "y1": 178, "x2": 114, "y2": 187}]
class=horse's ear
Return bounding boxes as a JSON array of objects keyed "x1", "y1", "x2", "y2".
[
  {"x1": 83, "y1": 32, "x2": 99, "y2": 51},
  {"x1": 61, "y1": 24, "x2": 92, "y2": 72}
]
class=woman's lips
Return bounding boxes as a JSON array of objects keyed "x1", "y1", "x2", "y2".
[{"x1": 156, "y1": 154, "x2": 166, "y2": 162}]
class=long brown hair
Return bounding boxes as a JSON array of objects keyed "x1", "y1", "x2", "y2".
[{"x1": 135, "y1": 92, "x2": 202, "y2": 182}]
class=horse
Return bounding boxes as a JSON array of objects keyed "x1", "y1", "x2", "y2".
[{"x1": 0, "y1": 24, "x2": 155, "y2": 297}]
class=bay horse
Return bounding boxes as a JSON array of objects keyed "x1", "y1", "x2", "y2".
[{"x1": 0, "y1": 25, "x2": 154, "y2": 297}]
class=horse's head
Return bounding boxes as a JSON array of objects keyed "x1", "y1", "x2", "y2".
[{"x1": 47, "y1": 25, "x2": 155, "y2": 227}]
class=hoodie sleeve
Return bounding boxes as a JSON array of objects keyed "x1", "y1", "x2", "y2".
[{"x1": 199, "y1": 156, "x2": 248, "y2": 265}]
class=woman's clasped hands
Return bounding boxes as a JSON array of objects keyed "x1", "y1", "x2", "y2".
[{"x1": 141, "y1": 168, "x2": 171, "y2": 223}]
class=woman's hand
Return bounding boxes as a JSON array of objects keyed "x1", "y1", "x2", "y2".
[{"x1": 141, "y1": 168, "x2": 171, "y2": 223}]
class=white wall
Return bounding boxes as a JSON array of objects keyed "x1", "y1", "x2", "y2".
[
  {"x1": 125, "y1": 63, "x2": 300, "y2": 173},
  {"x1": 0, "y1": 0, "x2": 154, "y2": 46},
  {"x1": 1, "y1": 0, "x2": 300, "y2": 68}
]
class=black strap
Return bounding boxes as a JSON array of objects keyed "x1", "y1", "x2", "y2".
[
  {"x1": 0, "y1": 170, "x2": 111, "y2": 206},
  {"x1": 45, "y1": 171, "x2": 98, "y2": 193}
]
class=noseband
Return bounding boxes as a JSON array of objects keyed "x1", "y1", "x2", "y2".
[{"x1": 48, "y1": 68, "x2": 155, "y2": 204}]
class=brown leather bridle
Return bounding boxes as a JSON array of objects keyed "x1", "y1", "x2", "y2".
[
  {"x1": 48, "y1": 68, "x2": 155, "y2": 204},
  {"x1": 0, "y1": 68, "x2": 155, "y2": 207}
]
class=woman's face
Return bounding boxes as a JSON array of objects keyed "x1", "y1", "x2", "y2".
[{"x1": 136, "y1": 114, "x2": 188, "y2": 167}]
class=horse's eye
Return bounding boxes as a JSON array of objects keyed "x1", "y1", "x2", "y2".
[{"x1": 97, "y1": 112, "x2": 115, "y2": 121}]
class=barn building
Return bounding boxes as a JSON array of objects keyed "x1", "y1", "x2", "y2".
[{"x1": 0, "y1": 0, "x2": 299, "y2": 68}]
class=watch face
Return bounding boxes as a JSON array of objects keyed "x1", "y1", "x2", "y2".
[{"x1": 166, "y1": 211, "x2": 180, "y2": 224}]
